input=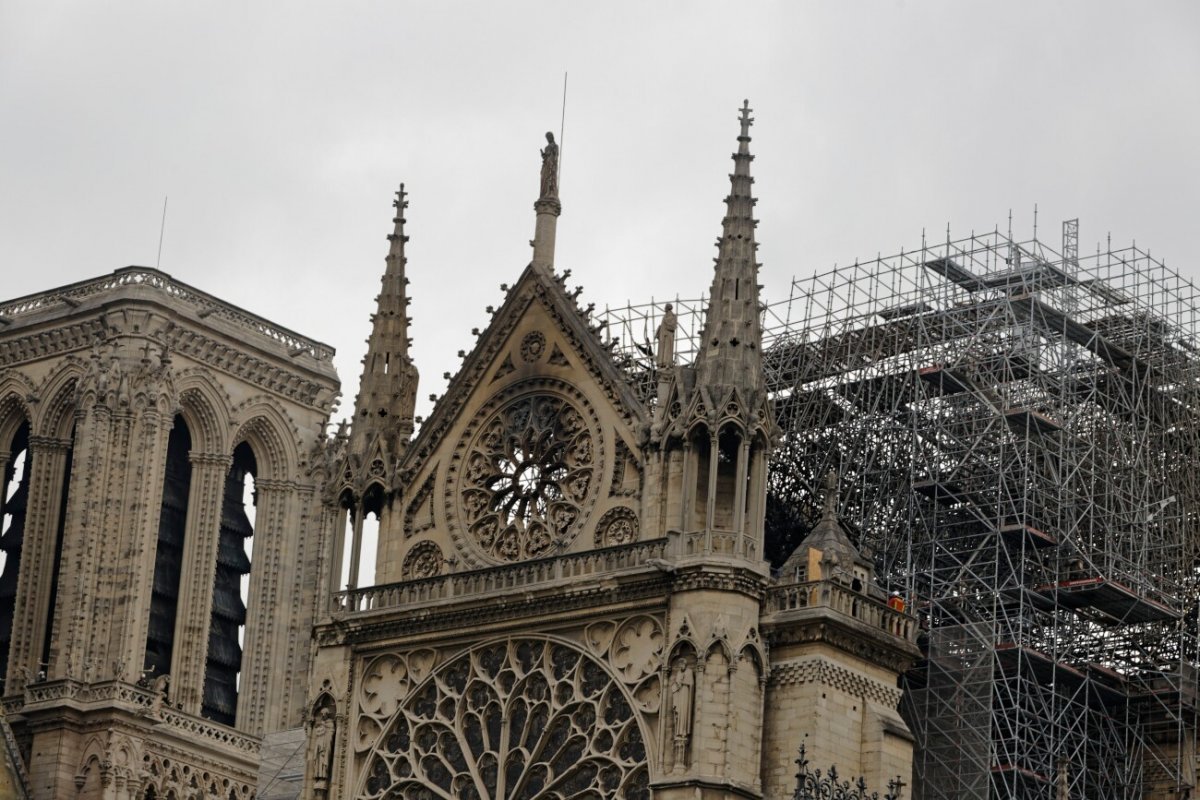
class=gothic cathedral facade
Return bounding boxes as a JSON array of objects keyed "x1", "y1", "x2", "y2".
[
  {"x1": 307, "y1": 103, "x2": 918, "y2": 800},
  {"x1": 0, "y1": 103, "x2": 918, "y2": 799}
]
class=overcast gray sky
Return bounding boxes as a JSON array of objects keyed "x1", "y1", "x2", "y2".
[{"x1": 3, "y1": 1, "x2": 1198, "y2": 424}]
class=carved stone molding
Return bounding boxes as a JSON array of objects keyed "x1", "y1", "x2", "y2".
[
  {"x1": 322, "y1": 573, "x2": 671, "y2": 648},
  {"x1": 768, "y1": 657, "x2": 903, "y2": 708}
]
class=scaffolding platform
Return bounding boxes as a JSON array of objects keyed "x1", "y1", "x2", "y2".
[
  {"x1": 918, "y1": 364, "x2": 973, "y2": 395},
  {"x1": 997, "y1": 520, "x2": 1057, "y2": 549},
  {"x1": 1002, "y1": 408, "x2": 1062, "y2": 436},
  {"x1": 1036, "y1": 577, "x2": 1181, "y2": 623},
  {"x1": 924, "y1": 257, "x2": 989, "y2": 292},
  {"x1": 1084, "y1": 663, "x2": 1129, "y2": 708},
  {"x1": 1009, "y1": 293, "x2": 1139, "y2": 371},
  {"x1": 994, "y1": 642, "x2": 1086, "y2": 684},
  {"x1": 990, "y1": 763, "x2": 1050, "y2": 788},
  {"x1": 997, "y1": 587, "x2": 1057, "y2": 613},
  {"x1": 913, "y1": 479, "x2": 966, "y2": 504}
]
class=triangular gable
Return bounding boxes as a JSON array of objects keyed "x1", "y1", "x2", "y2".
[
  {"x1": 376, "y1": 264, "x2": 650, "y2": 577},
  {"x1": 400, "y1": 264, "x2": 647, "y2": 483}
]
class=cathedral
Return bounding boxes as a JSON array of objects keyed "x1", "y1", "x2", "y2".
[
  {"x1": 0, "y1": 102, "x2": 918, "y2": 799},
  {"x1": 59, "y1": 91, "x2": 1200, "y2": 800}
]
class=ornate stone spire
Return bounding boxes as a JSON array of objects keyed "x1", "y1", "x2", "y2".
[
  {"x1": 349, "y1": 184, "x2": 419, "y2": 456},
  {"x1": 530, "y1": 131, "x2": 562, "y2": 272},
  {"x1": 695, "y1": 100, "x2": 763, "y2": 393}
]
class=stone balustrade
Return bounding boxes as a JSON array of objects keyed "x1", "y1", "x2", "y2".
[
  {"x1": 336, "y1": 538, "x2": 671, "y2": 613},
  {"x1": 766, "y1": 579, "x2": 918, "y2": 642},
  {"x1": 13, "y1": 679, "x2": 261, "y2": 755},
  {"x1": 0, "y1": 267, "x2": 335, "y2": 361}
]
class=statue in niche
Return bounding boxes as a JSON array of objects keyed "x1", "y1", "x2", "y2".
[
  {"x1": 311, "y1": 706, "x2": 336, "y2": 783},
  {"x1": 669, "y1": 657, "x2": 695, "y2": 770},
  {"x1": 656, "y1": 303, "x2": 678, "y2": 369},
  {"x1": 540, "y1": 132, "x2": 559, "y2": 199}
]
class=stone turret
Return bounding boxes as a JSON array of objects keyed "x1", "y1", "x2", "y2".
[{"x1": 762, "y1": 471, "x2": 919, "y2": 797}]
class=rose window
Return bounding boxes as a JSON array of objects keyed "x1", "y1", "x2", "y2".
[
  {"x1": 361, "y1": 640, "x2": 649, "y2": 800},
  {"x1": 458, "y1": 393, "x2": 596, "y2": 562}
]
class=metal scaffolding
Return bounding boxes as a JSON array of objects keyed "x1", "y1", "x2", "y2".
[{"x1": 604, "y1": 223, "x2": 1200, "y2": 799}]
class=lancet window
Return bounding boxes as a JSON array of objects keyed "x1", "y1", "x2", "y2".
[
  {"x1": 144, "y1": 416, "x2": 193, "y2": 678},
  {"x1": 0, "y1": 421, "x2": 30, "y2": 690},
  {"x1": 202, "y1": 441, "x2": 256, "y2": 726},
  {"x1": 39, "y1": 425, "x2": 73, "y2": 672}
]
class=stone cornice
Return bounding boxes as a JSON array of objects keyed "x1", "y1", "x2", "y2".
[
  {"x1": 0, "y1": 318, "x2": 106, "y2": 370},
  {"x1": 650, "y1": 775, "x2": 762, "y2": 800},
  {"x1": 27, "y1": 435, "x2": 73, "y2": 453},
  {"x1": 190, "y1": 451, "x2": 234, "y2": 467},
  {"x1": 669, "y1": 560, "x2": 770, "y2": 600},
  {"x1": 0, "y1": 267, "x2": 334, "y2": 364},
  {"x1": 761, "y1": 610, "x2": 920, "y2": 675},
  {"x1": 0, "y1": 301, "x2": 336, "y2": 413},
  {"x1": 768, "y1": 656, "x2": 904, "y2": 708},
  {"x1": 11, "y1": 679, "x2": 262, "y2": 758}
]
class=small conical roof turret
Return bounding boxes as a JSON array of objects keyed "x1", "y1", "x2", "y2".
[
  {"x1": 349, "y1": 184, "x2": 419, "y2": 456},
  {"x1": 695, "y1": 100, "x2": 764, "y2": 393}
]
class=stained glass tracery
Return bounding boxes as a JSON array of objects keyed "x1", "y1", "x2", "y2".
[
  {"x1": 457, "y1": 393, "x2": 596, "y2": 562},
  {"x1": 361, "y1": 640, "x2": 649, "y2": 800}
]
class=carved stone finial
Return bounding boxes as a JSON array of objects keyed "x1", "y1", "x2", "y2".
[
  {"x1": 738, "y1": 99, "x2": 754, "y2": 141},
  {"x1": 821, "y1": 469, "x2": 839, "y2": 520}
]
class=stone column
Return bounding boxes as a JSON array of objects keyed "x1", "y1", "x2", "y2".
[
  {"x1": 107, "y1": 405, "x2": 173, "y2": 682},
  {"x1": 170, "y1": 451, "x2": 230, "y2": 714},
  {"x1": 346, "y1": 505, "x2": 365, "y2": 592},
  {"x1": 52, "y1": 402, "x2": 114, "y2": 680},
  {"x1": 237, "y1": 476, "x2": 293, "y2": 735}
]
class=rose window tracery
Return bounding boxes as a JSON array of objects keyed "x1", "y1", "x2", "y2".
[
  {"x1": 456, "y1": 392, "x2": 597, "y2": 562},
  {"x1": 361, "y1": 640, "x2": 649, "y2": 800}
]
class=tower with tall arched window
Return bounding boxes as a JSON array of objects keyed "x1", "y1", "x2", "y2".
[{"x1": 0, "y1": 268, "x2": 338, "y2": 799}]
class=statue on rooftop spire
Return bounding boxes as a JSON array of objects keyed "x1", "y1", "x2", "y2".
[
  {"x1": 540, "y1": 132, "x2": 559, "y2": 199},
  {"x1": 656, "y1": 303, "x2": 677, "y2": 369}
]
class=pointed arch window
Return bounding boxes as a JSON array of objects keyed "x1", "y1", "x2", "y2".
[
  {"x1": 0, "y1": 421, "x2": 30, "y2": 691},
  {"x1": 202, "y1": 441, "x2": 256, "y2": 726},
  {"x1": 144, "y1": 416, "x2": 192, "y2": 679},
  {"x1": 39, "y1": 424, "x2": 74, "y2": 673}
]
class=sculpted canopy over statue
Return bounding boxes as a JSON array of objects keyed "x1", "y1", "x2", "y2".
[{"x1": 540, "y1": 131, "x2": 559, "y2": 199}]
